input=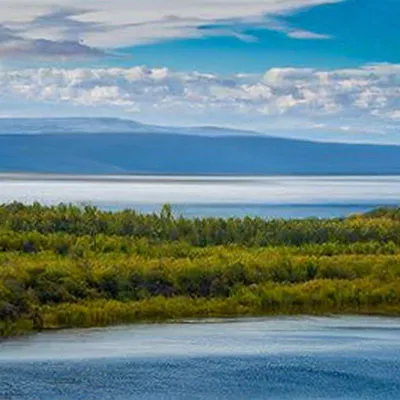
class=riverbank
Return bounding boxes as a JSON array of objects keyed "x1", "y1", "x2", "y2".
[
  {"x1": 1, "y1": 203, "x2": 400, "y2": 337},
  {"x1": 3, "y1": 289, "x2": 400, "y2": 338}
]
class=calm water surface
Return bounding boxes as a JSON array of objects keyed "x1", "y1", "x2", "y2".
[
  {"x1": 1, "y1": 317, "x2": 400, "y2": 399},
  {"x1": 1, "y1": 174, "x2": 400, "y2": 218}
]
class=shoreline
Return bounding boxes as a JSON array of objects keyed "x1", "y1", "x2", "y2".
[{"x1": 3, "y1": 300, "x2": 400, "y2": 340}]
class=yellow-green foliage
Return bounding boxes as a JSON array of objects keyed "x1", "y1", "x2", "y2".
[{"x1": 1, "y1": 202, "x2": 400, "y2": 337}]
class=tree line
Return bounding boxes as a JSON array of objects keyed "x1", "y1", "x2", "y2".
[{"x1": 1, "y1": 202, "x2": 400, "y2": 246}]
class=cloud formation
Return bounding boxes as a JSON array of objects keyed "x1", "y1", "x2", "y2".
[
  {"x1": 0, "y1": 0, "x2": 342, "y2": 58},
  {"x1": 1, "y1": 63, "x2": 399, "y2": 135},
  {"x1": 0, "y1": 8, "x2": 105, "y2": 59}
]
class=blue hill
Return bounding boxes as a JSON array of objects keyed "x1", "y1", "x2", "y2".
[{"x1": 0, "y1": 118, "x2": 399, "y2": 175}]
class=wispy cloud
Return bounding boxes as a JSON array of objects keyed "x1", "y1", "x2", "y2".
[
  {"x1": 0, "y1": 0, "x2": 343, "y2": 59},
  {"x1": 287, "y1": 30, "x2": 331, "y2": 39},
  {"x1": 0, "y1": 10, "x2": 105, "y2": 60},
  {"x1": 1, "y1": 63, "x2": 398, "y2": 136},
  {"x1": 0, "y1": 36, "x2": 105, "y2": 59}
]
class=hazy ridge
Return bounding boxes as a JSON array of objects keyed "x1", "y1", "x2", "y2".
[{"x1": 1, "y1": 118, "x2": 400, "y2": 175}]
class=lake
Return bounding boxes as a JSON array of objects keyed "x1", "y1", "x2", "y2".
[
  {"x1": 0, "y1": 174, "x2": 400, "y2": 218},
  {"x1": 1, "y1": 317, "x2": 400, "y2": 399}
]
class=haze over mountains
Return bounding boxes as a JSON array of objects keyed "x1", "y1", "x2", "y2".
[
  {"x1": 1, "y1": 118, "x2": 400, "y2": 175},
  {"x1": 0, "y1": 118, "x2": 258, "y2": 136}
]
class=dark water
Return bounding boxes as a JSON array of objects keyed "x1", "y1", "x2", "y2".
[
  {"x1": 1, "y1": 174, "x2": 400, "y2": 218},
  {"x1": 1, "y1": 317, "x2": 400, "y2": 399}
]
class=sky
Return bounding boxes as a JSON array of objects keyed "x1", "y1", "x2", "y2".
[{"x1": 0, "y1": 0, "x2": 399, "y2": 142}]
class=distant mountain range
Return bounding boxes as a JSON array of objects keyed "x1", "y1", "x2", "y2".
[
  {"x1": 0, "y1": 118, "x2": 258, "y2": 136},
  {"x1": 1, "y1": 118, "x2": 400, "y2": 175}
]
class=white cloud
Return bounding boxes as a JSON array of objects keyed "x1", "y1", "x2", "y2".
[
  {"x1": 286, "y1": 30, "x2": 331, "y2": 39},
  {"x1": 388, "y1": 111, "x2": 400, "y2": 120},
  {"x1": 0, "y1": 63, "x2": 399, "y2": 135},
  {"x1": 0, "y1": 0, "x2": 342, "y2": 57}
]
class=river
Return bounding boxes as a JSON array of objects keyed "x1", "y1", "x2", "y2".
[{"x1": 1, "y1": 317, "x2": 400, "y2": 399}]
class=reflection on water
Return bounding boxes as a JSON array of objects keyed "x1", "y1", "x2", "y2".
[
  {"x1": 1, "y1": 317, "x2": 400, "y2": 399},
  {"x1": 0, "y1": 174, "x2": 399, "y2": 218},
  {"x1": 1, "y1": 316, "x2": 400, "y2": 361}
]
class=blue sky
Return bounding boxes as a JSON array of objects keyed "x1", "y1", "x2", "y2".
[
  {"x1": 115, "y1": 0, "x2": 400, "y2": 73},
  {"x1": 0, "y1": 0, "x2": 399, "y2": 142}
]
